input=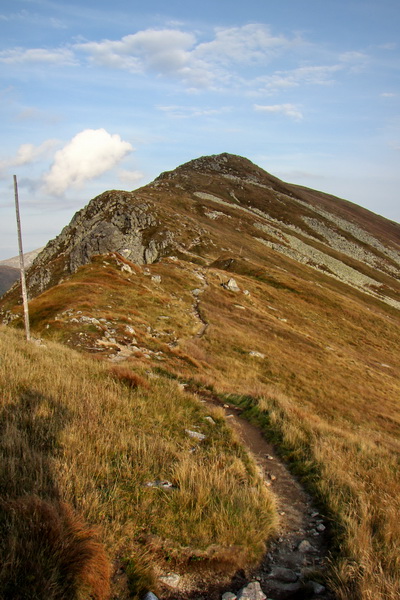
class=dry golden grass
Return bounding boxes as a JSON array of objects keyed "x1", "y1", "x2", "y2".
[
  {"x1": 0, "y1": 325, "x2": 276, "y2": 598},
  {"x1": 2, "y1": 245, "x2": 400, "y2": 599}
]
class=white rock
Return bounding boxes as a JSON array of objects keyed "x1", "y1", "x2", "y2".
[
  {"x1": 222, "y1": 278, "x2": 240, "y2": 292},
  {"x1": 121, "y1": 263, "x2": 133, "y2": 274},
  {"x1": 159, "y1": 573, "x2": 180, "y2": 588},
  {"x1": 185, "y1": 429, "x2": 206, "y2": 441},
  {"x1": 249, "y1": 351, "x2": 265, "y2": 359},
  {"x1": 222, "y1": 593, "x2": 237, "y2": 600},
  {"x1": 237, "y1": 581, "x2": 266, "y2": 600}
]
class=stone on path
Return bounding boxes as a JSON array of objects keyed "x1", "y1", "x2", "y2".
[
  {"x1": 298, "y1": 539, "x2": 316, "y2": 553},
  {"x1": 143, "y1": 593, "x2": 159, "y2": 600},
  {"x1": 236, "y1": 581, "x2": 266, "y2": 600},
  {"x1": 267, "y1": 566, "x2": 298, "y2": 583},
  {"x1": 159, "y1": 572, "x2": 180, "y2": 588},
  {"x1": 222, "y1": 592, "x2": 237, "y2": 600}
]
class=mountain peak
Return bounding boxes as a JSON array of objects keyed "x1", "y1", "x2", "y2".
[{"x1": 155, "y1": 152, "x2": 269, "y2": 182}]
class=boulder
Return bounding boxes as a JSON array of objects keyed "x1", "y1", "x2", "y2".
[{"x1": 222, "y1": 278, "x2": 240, "y2": 292}]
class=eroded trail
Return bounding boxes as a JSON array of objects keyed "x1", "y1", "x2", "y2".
[{"x1": 198, "y1": 394, "x2": 335, "y2": 600}]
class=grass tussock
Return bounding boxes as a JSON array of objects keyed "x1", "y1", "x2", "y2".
[{"x1": 0, "y1": 326, "x2": 276, "y2": 598}]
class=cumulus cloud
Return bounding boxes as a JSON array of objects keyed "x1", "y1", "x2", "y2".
[
  {"x1": 42, "y1": 129, "x2": 133, "y2": 196},
  {"x1": 254, "y1": 103, "x2": 303, "y2": 121}
]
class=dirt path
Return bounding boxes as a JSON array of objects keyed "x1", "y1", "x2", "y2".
[{"x1": 195, "y1": 393, "x2": 335, "y2": 600}]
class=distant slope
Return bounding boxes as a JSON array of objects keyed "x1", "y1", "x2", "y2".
[
  {"x1": 0, "y1": 247, "x2": 44, "y2": 296},
  {"x1": 0, "y1": 265, "x2": 19, "y2": 296},
  {"x1": 0, "y1": 247, "x2": 44, "y2": 269}
]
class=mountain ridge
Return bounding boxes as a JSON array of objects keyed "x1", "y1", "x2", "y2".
[{"x1": 2, "y1": 152, "x2": 399, "y2": 310}]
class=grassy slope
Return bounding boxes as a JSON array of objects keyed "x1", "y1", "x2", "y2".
[
  {"x1": 0, "y1": 325, "x2": 276, "y2": 598},
  {"x1": 3, "y1": 247, "x2": 400, "y2": 599}
]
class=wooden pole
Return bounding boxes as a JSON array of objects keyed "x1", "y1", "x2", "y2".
[{"x1": 13, "y1": 175, "x2": 30, "y2": 342}]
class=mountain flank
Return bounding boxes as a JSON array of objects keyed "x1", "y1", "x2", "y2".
[
  {"x1": 2, "y1": 153, "x2": 399, "y2": 309},
  {"x1": 1, "y1": 154, "x2": 399, "y2": 600}
]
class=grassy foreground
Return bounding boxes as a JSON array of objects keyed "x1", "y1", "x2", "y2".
[{"x1": 0, "y1": 326, "x2": 276, "y2": 599}]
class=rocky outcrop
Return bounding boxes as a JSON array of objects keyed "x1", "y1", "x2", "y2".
[{"x1": 25, "y1": 192, "x2": 175, "y2": 297}]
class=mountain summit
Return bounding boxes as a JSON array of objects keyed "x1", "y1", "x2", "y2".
[{"x1": 4, "y1": 152, "x2": 400, "y2": 308}]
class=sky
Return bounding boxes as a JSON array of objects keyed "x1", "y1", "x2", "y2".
[{"x1": 0, "y1": 0, "x2": 399, "y2": 260}]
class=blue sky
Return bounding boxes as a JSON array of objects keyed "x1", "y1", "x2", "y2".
[{"x1": 0, "y1": 0, "x2": 399, "y2": 259}]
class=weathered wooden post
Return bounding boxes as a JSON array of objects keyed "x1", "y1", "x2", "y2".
[{"x1": 13, "y1": 175, "x2": 30, "y2": 342}]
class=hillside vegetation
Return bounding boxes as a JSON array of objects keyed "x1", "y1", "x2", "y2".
[
  {"x1": 1, "y1": 154, "x2": 400, "y2": 599},
  {"x1": 0, "y1": 325, "x2": 276, "y2": 599}
]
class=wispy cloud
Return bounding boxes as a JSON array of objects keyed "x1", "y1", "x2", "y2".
[
  {"x1": 254, "y1": 65, "x2": 342, "y2": 94},
  {"x1": 339, "y1": 51, "x2": 370, "y2": 72},
  {"x1": 254, "y1": 103, "x2": 303, "y2": 120},
  {"x1": 0, "y1": 47, "x2": 76, "y2": 66},
  {"x1": 0, "y1": 140, "x2": 59, "y2": 175},
  {"x1": 42, "y1": 129, "x2": 133, "y2": 196},
  {"x1": 0, "y1": 23, "x2": 371, "y2": 94},
  {"x1": 118, "y1": 169, "x2": 144, "y2": 186},
  {"x1": 75, "y1": 24, "x2": 303, "y2": 90},
  {"x1": 157, "y1": 105, "x2": 231, "y2": 118}
]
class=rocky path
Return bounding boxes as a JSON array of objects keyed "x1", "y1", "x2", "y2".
[{"x1": 191, "y1": 393, "x2": 336, "y2": 600}]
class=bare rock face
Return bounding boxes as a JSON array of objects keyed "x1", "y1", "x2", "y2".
[{"x1": 25, "y1": 191, "x2": 175, "y2": 297}]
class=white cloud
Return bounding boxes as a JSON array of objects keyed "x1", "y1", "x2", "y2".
[
  {"x1": 157, "y1": 105, "x2": 231, "y2": 118},
  {"x1": 118, "y1": 169, "x2": 144, "y2": 186},
  {"x1": 0, "y1": 139, "x2": 59, "y2": 175},
  {"x1": 77, "y1": 29, "x2": 195, "y2": 74},
  {"x1": 255, "y1": 65, "x2": 342, "y2": 94},
  {"x1": 76, "y1": 24, "x2": 302, "y2": 90},
  {"x1": 339, "y1": 51, "x2": 369, "y2": 72},
  {"x1": 254, "y1": 103, "x2": 303, "y2": 121},
  {"x1": 42, "y1": 129, "x2": 133, "y2": 196},
  {"x1": 193, "y1": 24, "x2": 297, "y2": 65},
  {"x1": 381, "y1": 92, "x2": 396, "y2": 98},
  {"x1": 0, "y1": 47, "x2": 76, "y2": 66}
]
